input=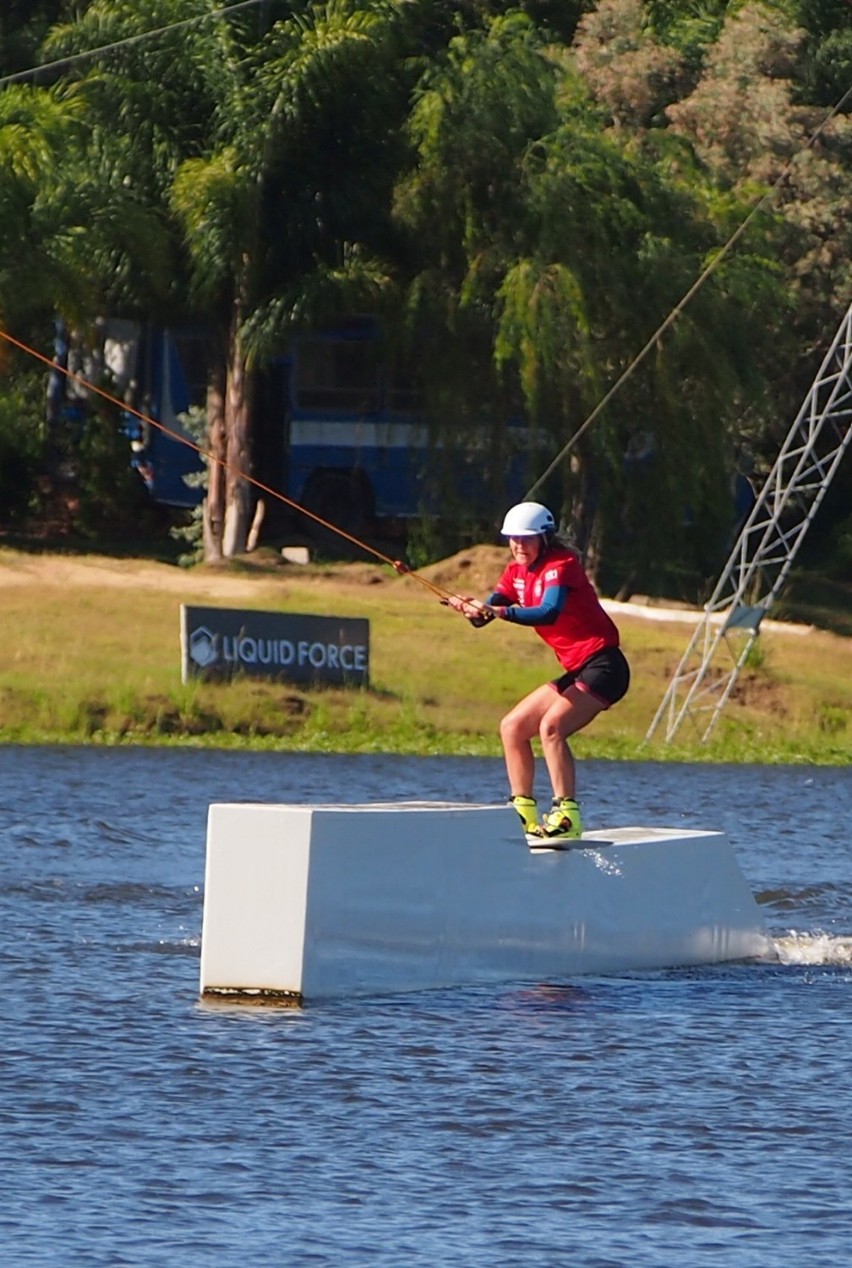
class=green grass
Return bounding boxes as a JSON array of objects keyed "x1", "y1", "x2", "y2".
[{"x1": 0, "y1": 547, "x2": 850, "y2": 764}]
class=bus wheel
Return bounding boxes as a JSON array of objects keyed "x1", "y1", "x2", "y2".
[{"x1": 302, "y1": 471, "x2": 371, "y2": 557}]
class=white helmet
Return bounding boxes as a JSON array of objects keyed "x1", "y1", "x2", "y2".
[{"x1": 500, "y1": 502, "x2": 556, "y2": 537}]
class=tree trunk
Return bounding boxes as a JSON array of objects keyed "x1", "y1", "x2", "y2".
[
  {"x1": 203, "y1": 360, "x2": 226, "y2": 563},
  {"x1": 222, "y1": 318, "x2": 253, "y2": 558},
  {"x1": 565, "y1": 446, "x2": 608, "y2": 588}
]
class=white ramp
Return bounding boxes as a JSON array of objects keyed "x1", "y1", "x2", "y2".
[{"x1": 199, "y1": 803, "x2": 774, "y2": 1005}]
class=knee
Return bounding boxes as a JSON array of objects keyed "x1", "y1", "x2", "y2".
[
  {"x1": 500, "y1": 711, "x2": 522, "y2": 746},
  {"x1": 539, "y1": 715, "x2": 566, "y2": 747}
]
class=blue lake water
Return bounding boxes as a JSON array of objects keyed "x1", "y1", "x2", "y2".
[{"x1": 1, "y1": 746, "x2": 850, "y2": 1267}]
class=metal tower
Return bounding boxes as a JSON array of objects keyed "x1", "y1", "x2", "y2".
[{"x1": 646, "y1": 301, "x2": 852, "y2": 745}]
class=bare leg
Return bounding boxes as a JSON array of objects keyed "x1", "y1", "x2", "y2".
[
  {"x1": 500, "y1": 682, "x2": 605, "y2": 799},
  {"x1": 538, "y1": 685, "x2": 605, "y2": 799},
  {"x1": 499, "y1": 685, "x2": 553, "y2": 795}
]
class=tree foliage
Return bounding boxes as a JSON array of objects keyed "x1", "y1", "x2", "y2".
[
  {"x1": 0, "y1": 0, "x2": 849, "y2": 590},
  {"x1": 666, "y1": 3, "x2": 852, "y2": 395}
]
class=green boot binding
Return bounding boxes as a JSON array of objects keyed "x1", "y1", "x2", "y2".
[
  {"x1": 509, "y1": 795, "x2": 539, "y2": 835},
  {"x1": 542, "y1": 797, "x2": 583, "y2": 841}
]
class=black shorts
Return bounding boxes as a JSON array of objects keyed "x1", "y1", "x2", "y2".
[{"x1": 551, "y1": 646, "x2": 630, "y2": 709}]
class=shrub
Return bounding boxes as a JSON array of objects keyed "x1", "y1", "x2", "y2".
[{"x1": 0, "y1": 384, "x2": 43, "y2": 524}]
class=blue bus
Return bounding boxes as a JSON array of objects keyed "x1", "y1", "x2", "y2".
[
  {"x1": 104, "y1": 316, "x2": 539, "y2": 531},
  {"x1": 113, "y1": 323, "x2": 207, "y2": 510},
  {"x1": 278, "y1": 315, "x2": 433, "y2": 532}
]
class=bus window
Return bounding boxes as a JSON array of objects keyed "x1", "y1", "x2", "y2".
[{"x1": 293, "y1": 335, "x2": 380, "y2": 413}]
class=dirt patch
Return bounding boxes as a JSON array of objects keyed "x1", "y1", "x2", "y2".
[
  {"x1": 730, "y1": 672, "x2": 788, "y2": 714},
  {"x1": 0, "y1": 545, "x2": 817, "y2": 642},
  {"x1": 0, "y1": 545, "x2": 511, "y2": 602},
  {"x1": 0, "y1": 551, "x2": 281, "y2": 599},
  {"x1": 296, "y1": 546, "x2": 511, "y2": 598},
  {"x1": 417, "y1": 546, "x2": 509, "y2": 597}
]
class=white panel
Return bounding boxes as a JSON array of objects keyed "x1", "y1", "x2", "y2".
[
  {"x1": 199, "y1": 804, "x2": 312, "y2": 993},
  {"x1": 199, "y1": 804, "x2": 774, "y2": 1003},
  {"x1": 289, "y1": 420, "x2": 430, "y2": 449}
]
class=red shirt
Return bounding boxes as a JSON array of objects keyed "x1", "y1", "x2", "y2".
[{"x1": 492, "y1": 545, "x2": 620, "y2": 672}]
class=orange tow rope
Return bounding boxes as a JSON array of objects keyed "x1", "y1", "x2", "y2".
[{"x1": 0, "y1": 327, "x2": 464, "y2": 606}]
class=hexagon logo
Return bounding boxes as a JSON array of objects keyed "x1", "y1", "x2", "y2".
[{"x1": 189, "y1": 626, "x2": 218, "y2": 669}]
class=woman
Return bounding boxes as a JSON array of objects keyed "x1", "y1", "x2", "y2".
[{"x1": 448, "y1": 502, "x2": 630, "y2": 843}]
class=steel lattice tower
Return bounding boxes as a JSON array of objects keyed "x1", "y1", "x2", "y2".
[{"x1": 646, "y1": 302, "x2": 852, "y2": 745}]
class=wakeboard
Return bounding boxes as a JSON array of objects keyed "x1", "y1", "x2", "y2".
[{"x1": 525, "y1": 833, "x2": 585, "y2": 852}]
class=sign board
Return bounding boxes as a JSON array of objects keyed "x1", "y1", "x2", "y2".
[{"x1": 180, "y1": 605, "x2": 369, "y2": 687}]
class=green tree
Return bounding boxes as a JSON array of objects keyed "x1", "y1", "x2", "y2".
[
  {"x1": 44, "y1": 0, "x2": 407, "y2": 558},
  {"x1": 0, "y1": 74, "x2": 179, "y2": 533},
  {"x1": 0, "y1": 1, "x2": 81, "y2": 78},
  {"x1": 564, "y1": 2, "x2": 849, "y2": 583},
  {"x1": 0, "y1": 2, "x2": 216, "y2": 535},
  {"x1": 395, "y1": 9, "x2": 783, "y2": 592},
  {"x1": 0, "y1": 85, "x2": 82, "y2": 328},
  {"x1": 41, "y1": 0, "x2": 220, "y2": 323},
  {"x1": 393, "y1": 12, "x2": 559, "y2": 516},
  {"x1": 573, "y1": 0, "x2": 686, "y2": 128},
  {"x1": 494, "y1": 105, "x2": 784, "y2": 592},
  {"x1": 665, "y1": 2, "x2": 852, "y2": 392},
  {"x1": 169, "y1": 0, "x2": 406, "y2": 557}
]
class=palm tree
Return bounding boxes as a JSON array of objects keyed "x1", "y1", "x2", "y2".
[
  {"x1": 170, "y1": 0, "x2": 406, "y2": 557},
  {"x1": 392, "y1": 12, "x2": 560, "y2": 514},
  {"x1": 0, "y1": 1, "x2": 73, "y2": 78},
  {"x1": 38, "y1": 0, "x2": 405, "y2": 557}
]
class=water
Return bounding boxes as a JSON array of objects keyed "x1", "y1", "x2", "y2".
[{"x1": 1, "y1": 747, "x2": 850, "y2": 1267}]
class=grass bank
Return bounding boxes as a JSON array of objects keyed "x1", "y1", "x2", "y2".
[{"x1": 1, "y1": 545, "x2": 849, "y2": 765}]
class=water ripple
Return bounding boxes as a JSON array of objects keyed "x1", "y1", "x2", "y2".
[{"x1": 0, "y1": 749, "x2": 851, "y2": 1267}]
